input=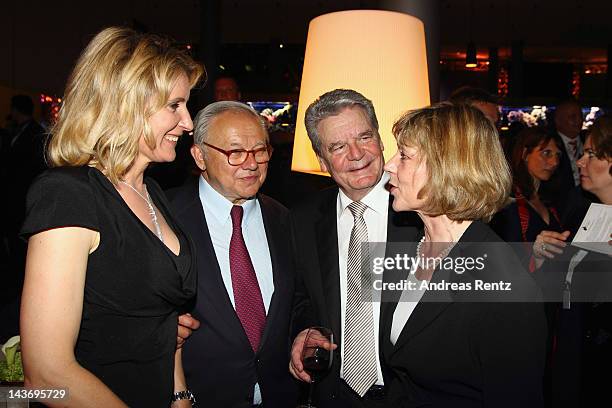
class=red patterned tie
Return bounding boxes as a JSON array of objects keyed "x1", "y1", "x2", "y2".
[{"x1": 230, "y1": 205, "x2": 266, "y2": 352}]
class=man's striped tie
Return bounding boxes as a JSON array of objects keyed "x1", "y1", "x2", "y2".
[{"x1": 343, "y1": 201, "x2": 378, "y2": 397}]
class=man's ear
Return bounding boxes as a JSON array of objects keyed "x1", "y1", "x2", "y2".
[
  {"x1": 317, "y1": 155, "x2": 329, "y2": 173},
  {"x1": 191, "y1": 145, "x2": 207, "y2": 171}
]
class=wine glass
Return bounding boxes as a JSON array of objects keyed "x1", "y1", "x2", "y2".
[{"x1": 298, "y1": 326, "x2": 334, "y2": 408}]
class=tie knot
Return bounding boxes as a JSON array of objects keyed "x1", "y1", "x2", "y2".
[
  {"x1": 230, "y1": 205, "x2": 243, "y2": 228},
  {"x1": 348, "y1": 201, "x2": 368, "y2": 219},
  {"x1": 568, "y1": 139, "x2": 577, "y2": 146}
]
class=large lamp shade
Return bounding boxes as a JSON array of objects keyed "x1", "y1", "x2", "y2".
[{"x1": 291, "y1": 10, "x2": 431, "y2": 175}]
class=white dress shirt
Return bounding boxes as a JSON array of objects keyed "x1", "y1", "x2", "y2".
[
  {"x1": 198, "y1": 175, "x2": 274, "y2": 404},
  {"x1": 337, "y1": 173, "x2": 389, "y2": 386},
  {"x1": 390, "y1": 263, "x2": 426, "y2": 345}
]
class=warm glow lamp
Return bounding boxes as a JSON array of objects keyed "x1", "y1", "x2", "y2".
[
  {"x1": 465, "y1": 41, "x2": 478, "y2": 68},
  {"x1": 291, "y1": 10, "x2": 431, "y2": 175}
]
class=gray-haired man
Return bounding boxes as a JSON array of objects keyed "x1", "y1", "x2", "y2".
[
  {"x1": 169, "y1": 101, "x2": 297, "y2": 407},
  {"x1": 289, "y1": 89, "x2": 420, "y2": 407}
]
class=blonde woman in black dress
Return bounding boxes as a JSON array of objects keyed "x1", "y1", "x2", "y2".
[{"x1": 20, "y1": 27, "x2": 203, "y2": 407}]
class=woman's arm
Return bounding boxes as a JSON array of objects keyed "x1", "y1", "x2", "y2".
[
  {"x1": 20, "y1": 227, "x2": 127, "y2": 407},
  {"x1": 172, "y1": 349, "x2": 193, "y2": 407}
]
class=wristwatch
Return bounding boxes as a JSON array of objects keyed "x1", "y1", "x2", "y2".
[{"x1": 171, "y1": 390, "x2": 196, "y2": 407}]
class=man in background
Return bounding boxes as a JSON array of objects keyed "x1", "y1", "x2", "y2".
[
  {"x1": 214, "y1": 75, "x2": 241, "y2": 102},
  {"x1": 449, "y1": 86, "x2": 500, "y2": 124},
  {"x1": 0, "y1": 95, "x2": 46, "y2": 342},
  {"x1": 542, "y1": 97, "x2": 587, "y2": 218},
  {"x1": 552, "y1": 98, "x2": 584, "y2": 190},
  {"x1": 2, "y1": 94, "x2": 47, "y2": 269}
]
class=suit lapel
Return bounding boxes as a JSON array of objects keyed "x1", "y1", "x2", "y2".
[
  {"x1": 388, "y1": 222, "x2": 488, "y2": 354},
  {"x1": 182, "y1": 180, "x2": 252, "y2": 351},
  {"x1": 380, "y1": 199, "x2": 422, "y2": 352},
  {"x1": 390, "y1": 294, "x2": 452, "y2": 356},
  {"x1": 315, "y1": 191, "x2": 342, "y2": 343},
  {"x1": 257, "y1": 196, "x2": 287, "y2": 352},
  {"x1": 383, "y1": 207, "x2": 454, "y2": 356},
  {"x1": 380, "y1": 200, "x2": 420, "y2": 314}
]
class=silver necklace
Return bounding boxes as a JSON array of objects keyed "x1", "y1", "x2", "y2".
[
  {"x1": 416, "y1": 235, "x2": 455, "y2": 261},
  {"x1": 120, "y1": 181, "x2": 164, "y2": 242}
]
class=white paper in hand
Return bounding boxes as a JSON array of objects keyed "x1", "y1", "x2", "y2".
[{"x1": 571, "y1": 203, "x2": 612, "y2": 256}]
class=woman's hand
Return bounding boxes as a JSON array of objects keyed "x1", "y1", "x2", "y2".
[{"x1": 533, "y1": 230, "x2": 571, "y2": 267}]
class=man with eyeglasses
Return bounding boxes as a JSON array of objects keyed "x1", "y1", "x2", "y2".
[{"x1": 168, "y1": 101, "x2": 298, "y2": 407}]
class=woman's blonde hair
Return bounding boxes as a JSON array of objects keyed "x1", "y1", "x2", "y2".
[
  {"x1": 392, "y1": 103, "x2": 511, "y2": 222},
  {"x1": 48, "y1": 27, "x2": 204, "y2": 183}
]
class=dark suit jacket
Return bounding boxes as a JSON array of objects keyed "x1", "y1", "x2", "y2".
[
  {"x1": 380, "y1": 221, "x2": 547, "y2": 408},
  {"x1": 168, "y1": 178, "x2": 298, "y2": 408},
  {"x1": 290, "y1": 186, "x2": 421, "y2": 408}
]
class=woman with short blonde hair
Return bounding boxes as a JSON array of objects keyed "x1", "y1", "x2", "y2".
[
  {"x1": 20, "y1": 27, "x2": 203, "y2": 407},
  {"x1": 391, "y1": 102, "x2": 511, "y2": 222},
  {"x1": 382, "y1": 103, "x2": 546, "y2": 407}
]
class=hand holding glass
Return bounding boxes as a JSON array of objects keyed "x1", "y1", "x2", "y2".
[{"x1": 298, "y1": 327, "x2": 334, "y2": 408}]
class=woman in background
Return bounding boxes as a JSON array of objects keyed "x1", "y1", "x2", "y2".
[
  {"x1": 535, "y1": 116, "x2": 612, "y2": 259},
  {"x1": 490, "y1": 127, "x2": 567, "y2": 271},
  {"x1": 20, "y1": 27, "x2": 203, "y2": 407},
  {"x1": 491, "y1": 128, "x2": 565, "y2": 238},
  {"x1": 533, "y1": 115, "x2": 612, "y2": 407}
]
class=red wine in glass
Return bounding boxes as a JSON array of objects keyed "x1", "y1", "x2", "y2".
[
  {"x1": 298, "y1": 327, "x2": 334, "y2": 408},
  {"x1": 302, "y1": 349, "x2": 331, "y2": 381}
]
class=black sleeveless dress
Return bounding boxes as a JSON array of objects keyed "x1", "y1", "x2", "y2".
[{"x1": 21, "y1": 166, "x2": 197, "y2": 407}]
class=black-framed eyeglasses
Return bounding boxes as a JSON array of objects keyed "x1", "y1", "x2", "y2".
[{"x1": 202, "y1": 142, "x2": 273, "y2": 166}]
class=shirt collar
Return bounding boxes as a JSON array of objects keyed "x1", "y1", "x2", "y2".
[
  {"x1": 337, "y1": 172, "x2": 390, "y2": 219},
  {"x1": 557, "y1": 130, "x2": 580, "y2": 145},
  {"x1": 199, "y1": 175, "x2": 257, "y2": 224}
]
